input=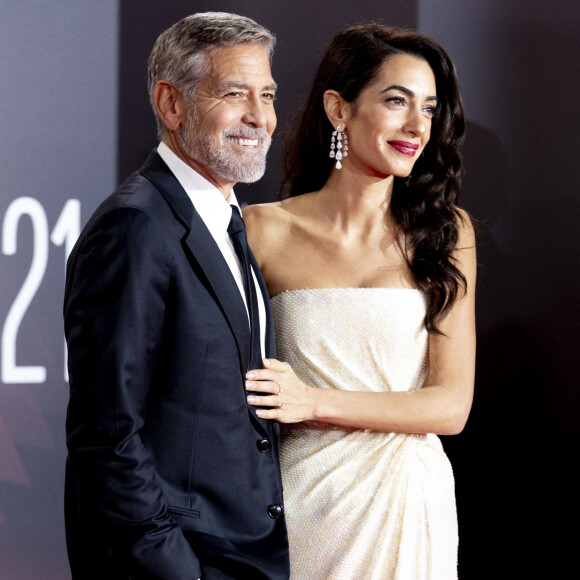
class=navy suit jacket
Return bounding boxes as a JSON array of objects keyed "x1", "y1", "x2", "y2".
[{"x1": 64, "y1": 151, "x2": 289, "y2": 579}]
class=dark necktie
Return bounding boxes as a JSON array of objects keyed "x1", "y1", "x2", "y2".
[{"x1": 228, "y1": 205, "x2": 262, "y2": 370}]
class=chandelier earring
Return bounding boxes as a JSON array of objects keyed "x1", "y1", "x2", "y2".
[{"x1": 329, "y1": 125, "x2": 348, "y2": 169}]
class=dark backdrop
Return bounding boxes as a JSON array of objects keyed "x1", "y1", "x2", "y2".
[{"x1": 1, "y1": 1, "x2": 578, "y2": 578}]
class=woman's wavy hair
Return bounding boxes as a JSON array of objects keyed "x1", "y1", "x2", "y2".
[{"x1": 281, "y1": 25, "x2": 467, "y2": 333}]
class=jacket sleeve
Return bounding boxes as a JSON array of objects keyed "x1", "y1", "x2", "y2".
[{"x1": 64, "y1": 205, "x2": 201, "y2": 579}]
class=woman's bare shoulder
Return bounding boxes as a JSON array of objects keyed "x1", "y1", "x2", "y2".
[
  {"x1": 244, "y1": 196, "x2": 316, "y2": 266},
  {"x1": 243, "y1": 200, "x2": 285, "y2": 224},
  {"x1": 243, "y1": 201, "x2": 291, "y2": 264},
  {"x1": 244, "y1": 195, "x2": 315, "y2": 234},
  {"x1": 244, "y1": 201, "x2": 288, "y2": 241}
]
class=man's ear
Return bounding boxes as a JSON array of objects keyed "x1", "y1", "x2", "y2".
[
  {"x1": 153, "y1": 81, "x2": 187, "y2": 132},
  {"x1": 323, "y1": 90, "x2": 351, "y2": 129}
]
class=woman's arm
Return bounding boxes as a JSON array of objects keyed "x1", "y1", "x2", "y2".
[{"x1": 246, "y1": 212, "x2": 476, "y2": 436}]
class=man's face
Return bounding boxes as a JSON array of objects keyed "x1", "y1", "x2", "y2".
[{"x1": 178, "y1": 44, "x2": 277, "y2": 191}]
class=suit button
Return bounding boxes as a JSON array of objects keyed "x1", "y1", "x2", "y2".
[
  {"x1": 256, "y1": 438, "x2": 271, "y2": 452},
  {"x1": 268, "y1": 504, "x2": 283, "y2": 519}
]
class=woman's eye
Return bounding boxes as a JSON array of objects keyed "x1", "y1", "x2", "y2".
[{"x1": 387, "y1": 96, "x2": 406, "y2": 106}]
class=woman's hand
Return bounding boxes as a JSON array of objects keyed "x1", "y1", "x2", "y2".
[{"x1": 246, "y1": 358, "x2": 316, "y2": 423}]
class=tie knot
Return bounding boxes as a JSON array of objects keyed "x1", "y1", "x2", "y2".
[{"x1": 228, "y1": 205, "x2": 246, "y2": 237}]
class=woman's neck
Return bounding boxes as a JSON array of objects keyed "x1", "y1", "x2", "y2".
[{"x1": 311, "y1": 169, "x2": 395, "y2": 239}]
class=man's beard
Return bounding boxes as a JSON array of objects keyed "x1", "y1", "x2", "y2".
[{"x1": 179, "y1": 107, "x2": 272, "y2": 183}]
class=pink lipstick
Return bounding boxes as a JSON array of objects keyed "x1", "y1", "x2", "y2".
[{"x1": 388, "y1": 141, "x2": 419, "y2": 157}]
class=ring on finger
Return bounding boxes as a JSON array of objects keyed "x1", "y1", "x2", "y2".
[
  {"x1": 279, "y1": 395, "x2": 285, "y2": 408},
  {"x1": 275, "y1": 380, "x2": 284, "y2": 395}
]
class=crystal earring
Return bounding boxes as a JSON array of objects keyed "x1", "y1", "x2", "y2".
[{"x1": 329, "y1": 125, "x2": 348, "y2": 169}]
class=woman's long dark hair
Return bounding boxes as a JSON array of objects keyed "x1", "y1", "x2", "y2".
[{"x1": 281, "y1": 25, "x2": 467, "y2": 333}]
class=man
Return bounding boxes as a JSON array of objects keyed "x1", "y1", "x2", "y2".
[{"x1": 64, "y1": 13, "x2": 289, "y2": 579}]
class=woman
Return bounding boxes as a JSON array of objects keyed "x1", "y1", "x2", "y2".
[{"x1": 244, "y1": 25, "x2": 475, "y2": 579}]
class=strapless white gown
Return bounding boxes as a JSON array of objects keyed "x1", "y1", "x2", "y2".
[{"x1": 272, "y1": 288, "x2": 457, "y2": 580}]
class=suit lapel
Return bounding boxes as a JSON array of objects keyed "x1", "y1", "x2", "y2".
[
  {"x1": 140, "y1": 150, "x2": 251, "y2": 370},
  {"x1": 184, "y1": 214, "x2": 252, "y2": 369}
]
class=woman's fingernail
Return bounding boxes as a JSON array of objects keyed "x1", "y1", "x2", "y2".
[
  {"x1": 247, "y1": 396, "x2": 257, "y2": 404},
  {"x1": 263, "y1": 359, "x2": 270, "y2": 366},
  {"x1": 246, "y1": 372, "x2": 254, "y2": 379}
]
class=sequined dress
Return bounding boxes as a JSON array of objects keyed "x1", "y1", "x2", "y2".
[{"x1": 272, "y1": 288, "x2": 457, "y2": 580}]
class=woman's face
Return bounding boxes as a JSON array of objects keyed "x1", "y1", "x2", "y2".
[{"x1": 344, "y1": 53, "x2": 437, "y2": 179}]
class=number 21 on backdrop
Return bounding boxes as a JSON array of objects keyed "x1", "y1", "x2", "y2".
[{"x1": 1, "y1": 197, "x2": 81, "y2": 384}]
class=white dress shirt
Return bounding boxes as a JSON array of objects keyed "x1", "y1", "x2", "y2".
[{"x1": 157, "y1": 141, "x2": 266, "y2": 357}]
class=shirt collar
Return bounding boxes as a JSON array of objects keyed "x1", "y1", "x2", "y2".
[{"x1": 157, "y1": 141, "x2": 239, "y2": 238}]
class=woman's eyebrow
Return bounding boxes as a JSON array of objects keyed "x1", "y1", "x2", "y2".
[{"x1": 380, "y1": 84, "x2": 438, "y2": 102}]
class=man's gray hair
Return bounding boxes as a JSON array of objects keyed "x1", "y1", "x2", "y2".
[{"x1": 148, "y1": 12, "x2": 276, "y2": 139}]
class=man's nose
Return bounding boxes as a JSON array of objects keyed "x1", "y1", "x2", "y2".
[{"x1": 242, "y1": 97, "x2": 270, "y2": 129}]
